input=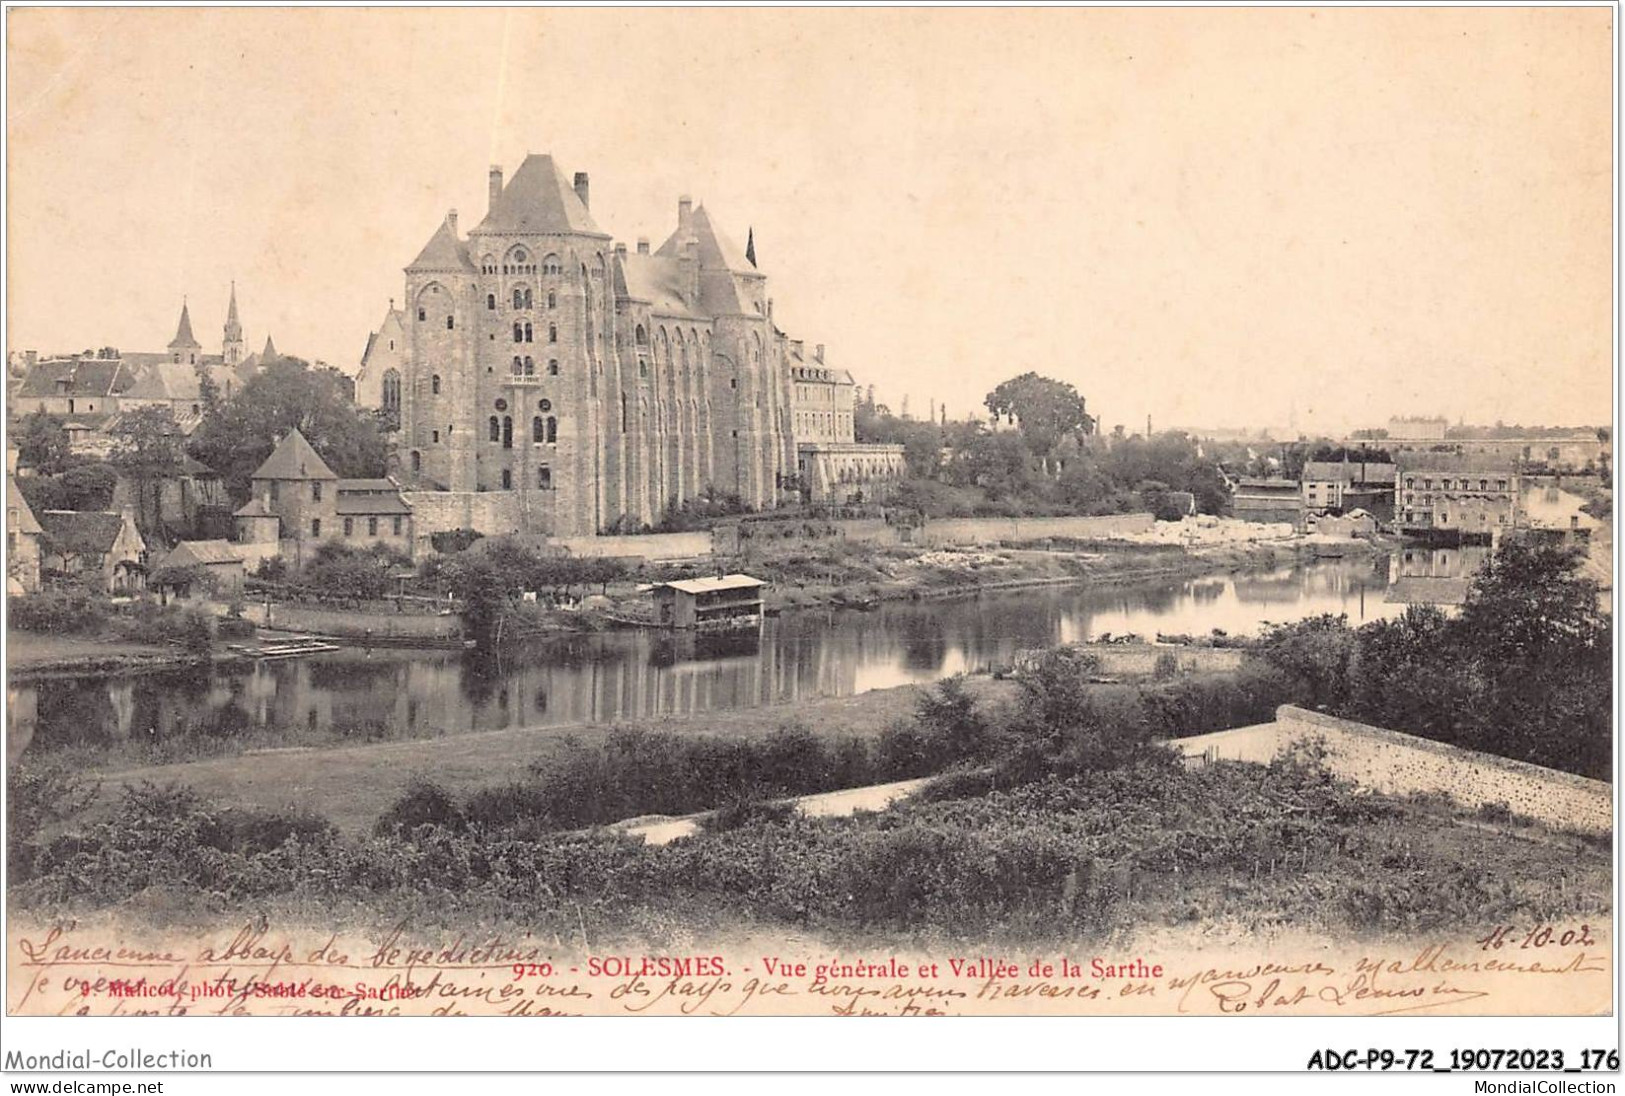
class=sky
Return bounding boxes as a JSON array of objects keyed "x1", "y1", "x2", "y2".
[{"x1": 6, "y1": 7, "x2": 1614, "y2": 436}]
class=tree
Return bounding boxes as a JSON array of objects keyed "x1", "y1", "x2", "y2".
[
  {"x1": 189, "y1": 358, "x2": 388, "y2": 502},
  {"x1": 983, "y1": 373, "x2": 1092, "y2": 456},
  {"x1": 107, "y1": 405, "x2": 189, "y2": 541},
  {"x1": 16, "y1": 410, "x2": 71, "y2": 475}
]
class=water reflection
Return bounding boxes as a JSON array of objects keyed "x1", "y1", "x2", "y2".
[{"x1": 18, "y1": 555, "x2": 1404, "y2": 763}]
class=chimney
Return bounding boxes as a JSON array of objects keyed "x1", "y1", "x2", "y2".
[
  {"x1": 636, "y1": 237, "x2": 650, "y2": 255},
  {"x1": 446, "y1": 209, "x2": 458, "y2": 236},
  {"x1": 573, "y1": 172, "x2": 590, "y2": 209},
  {"x1": 488, "y1": 165, "x2": 503, "y2": 211},
  {"x1": 614, "y1": 242, "x2": 627, "y2": 261},
  {"x1": 814, "y1": 344, "x2": 824, "y2": 363},
  {"x1": 678, "y1": 195, "x2": 692, "y2": 232}
]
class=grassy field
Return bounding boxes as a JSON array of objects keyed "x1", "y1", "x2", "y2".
[{"x1": 91, "y1": 677, "x2": 1020, "y2": 835}]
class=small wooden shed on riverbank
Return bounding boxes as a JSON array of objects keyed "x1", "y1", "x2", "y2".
[{"x1": 652, "y1": 573, "x2": 766, "y2": 630}]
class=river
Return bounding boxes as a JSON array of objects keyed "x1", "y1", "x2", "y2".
[{"x1": 12, "y1": 552, "x2": 1434, "y2": 765}]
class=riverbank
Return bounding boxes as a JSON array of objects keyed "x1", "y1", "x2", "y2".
[{"x1": 76, "y1": 677, "x2": 1022, "y2": 836}]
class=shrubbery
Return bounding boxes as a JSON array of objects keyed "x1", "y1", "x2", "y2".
[{"x1": 7, "y1": 587, "x2": 108, "y2": 633}]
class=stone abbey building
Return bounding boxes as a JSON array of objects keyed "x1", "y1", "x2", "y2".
[{"x1": 378, "y1": 153, "x2": 834, "y2": 537}]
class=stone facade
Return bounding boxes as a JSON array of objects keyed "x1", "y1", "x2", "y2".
[
  {"x1": 786, "y1": 342, "x2": 905, "y2": 503},
  {"x1": 391, "y1": 154, "x2": 810, "y2": 537}
]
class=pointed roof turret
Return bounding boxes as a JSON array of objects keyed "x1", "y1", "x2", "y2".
[
  {"x1": 224, "y1": 282, "x2": 242, "y2": 341},
  {"x1": 252, "y1": 427, "x2": 337, "y2": 481},
  {"x1": 745, "y1": 227, "x2": 756, "y2": 268},
  {"x1": 261, "y1": 334, "x2": 278, "y2": 362},
  {"x1": 168, "y1": 300, "x2": 201, "y2": 350},
  {"x1": 472, "y1": 154, "x2": 605, "y2": 237},
  {"x1": 407, "y1": 215, "x2": 476, "y2": 273}
]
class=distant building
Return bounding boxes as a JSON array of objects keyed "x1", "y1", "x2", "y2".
[
  {"x1": 787, "y1": 342, "x2": 906, "y2": 504},
  {"x1": 353, "y1": 303, "x2": 407, "y2": 419},
  {"x1": 1394, "y1": 455, "x2": 1520, "y2": 539},
  {"x1": 6, "y1": 462, "x2": 43, "y2": 595},
  {"x1": 36, "y1": 509, "x2": 146, "y2": 593},
  {"x1": 234, "y1": 429, "x2": 413, "y2": 566},
  {"x1": 1230, "y1": 478, "x2": 1306, "y2": 531},
  {"x1": 152, "y1": 539, "x2": 246, "y2": 598},
  {"x1": 1386, "y1": 416, "x2": 1449, "y2": 441},
  {"x1": 652, "y1": 573, "x2": 765, "y2": 630},
  {"x1": 1300, "y1": 460, "x2": 1397, "y2": 522}
]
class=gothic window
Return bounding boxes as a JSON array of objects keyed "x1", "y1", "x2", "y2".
[
  {"x1": 635, "y1": 325, "x2": 648, "y2": 347},
  {"x1": 524, "y1": 322, "x2": 533, "y2": 343},
  {"x1": 489, "y1": 416, "x2": 500, "y2": 442},
  {"x1": 524, "y1": 289, "x2": 533, "y2": 308},
  {"x1": 382, "y1": 370, "x2": 401, "y2": 412},
  {"x1": 502, "y1": 416, "x2": 513, "y2": 449},
  {"x1": 548, "y1": 324, "x2": 557, "y2": 343},
  {"x1": 431, "y1": 374, "x2": 441, "y2": 395},
  {"x1": 524, "y1": 356, "x2": 534, "y2": 376},
  {"x1": 512, "y1": 356, "x2": 523, "y2": 375},
  {"x1": 548, "y1": 359, "x2": 559, "y2": 376},
  {"x1": 513, "y1": 323, "x2": 523, "y2": 343},
  {"x1": 547, "y1": 291, "x2": 557, "y2": 309},
  {"x1": 542, "y1": 254, "x2": 561, "y2": 276},
  {"x1": 513, "y1": 288, "x2": 524, "y2": 310},
  {"x1": 545, "y1": 416, "x2": 557, "y2": 443},
  {"x1": 487, "y1": 294, "x2": 496, "y2": 311},
  {"x1": 537, "y1": 466, "x2": 551, "y2": 488},
  {"x1": 532, "y1": 416, "x2": 544, "y2": 443}
]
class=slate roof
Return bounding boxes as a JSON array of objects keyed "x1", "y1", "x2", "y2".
[
  {"x1": 473, "y1": 154, "x2": 605, "y2": 237},
  {"x1": 659, "y1": 573, "x2": 766, "y2": 595},
  {"x1": 37, "y1": 510, "x2": 130, "y2": 556},
  {"x1": 161, "y1": 539, "x2": 244, "y2": 568},
  {"x1": 1302, "y1": 461, "x2": 1398, "y2": 485},
  {"x1": 7, "y1": 475, "x2": 42, "y2": 535},
  {"x1": 618, "y1": 253, "x2": 699, "y2": 317},
  {"x1": 14, "y1": 358, "x2": 129, "y2": 399},
  {"x1": 169, "y1": 302, "x2": 200, "y2": 349},
  {"x1": 335, "y1": 492, "x2": 412, "y2": 516},
  {"x1": 233, "y1": 496, "x2": 277, "y2": 518},
  {"x1": 407, "y1": 218, "x2": 476, "y2": 273},
  {"x1": 251, "y1": 428, "x2": 337, "y2": 480}
]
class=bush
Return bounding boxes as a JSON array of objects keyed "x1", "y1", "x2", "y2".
[
  {"x1": 8, "y1": 587, "x2": 109, "y2": 633},
  {"x1": 375, "y1": 777, "x2": 466, "y2": 836},
  {"x1": 112, "y1": 603, "x2": 214, "y2": 653},
  {"x1": 431, "y1": 528, "x2": 484, "y2": 554}
]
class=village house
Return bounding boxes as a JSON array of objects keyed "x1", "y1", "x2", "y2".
[
  {"x1": 1300, "y1": 460, "x2": 1397, "y2": 522},
  {"x1": 35, "y1": 509, "x2": 146, "y2": 593},
  {"x1": 1394, "y1": 454, "x2": 1520, "y2": 540},
  {"x1": 152, "y1": 539, "x2": 247, "y2": 599},
  {"x1": 233, "y1": 429, "x2": 414, "y2": 567},
  {"x1": 7, "y1": 467, "x2": 44, "y2": 595},
  {"x1": 1229, "y1": 478, "x2": 1306, "y2": 531}
]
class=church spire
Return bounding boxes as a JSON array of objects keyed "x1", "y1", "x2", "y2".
[
  {"x1": 222, "y1": 281, "x2": 244, "y2": 366},
  {"x1": 169, "y1": 299, "x2": 201, "y2": 364},
  {"x1": 261, "y1": 333, "x2": 278, "y2": 363}
]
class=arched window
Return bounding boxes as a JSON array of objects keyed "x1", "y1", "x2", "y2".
[
  {"x1": 486, "y1": 294, "x2": 496, "y2": 311},
  {"x1": 542, "y1": 254, "x2": 561, "y2": 276},
  {"x1": 545, "y1": 416, "x2": 557, "y2": 443},
  {"x1": 446, "y1": 315, "x2": 455, "y2": 330},
  {"x1": 635, "y1": 325, "x2": 648, "y2": 347},
  {"x1": 382, "y1": 370, "x2": 401, "y2": 413},
  {"x1": 548, "y1": 324, "x2": 557, "y2": 343},
  {"x1": 513, "y1": 322, "x2": 523, "y2": 343},
  {"x1": 489, "y1": 416, "x2": 500, "y2": 442},
  {"x1": 524, "y1": 322, "x2": 534, "y2": 343},
  {"x1": 523, "y1": 356, "x2": 534, "y2": 376},
  {"x1": 547, "y1": 291, "x2": 557, "y2": 309},
  {"x1": 524, "y1": 289, "x2": 533, "y2": 309},
  {"x1": 512, "y1": 356, "x2": 523, "y2": 375},
  {"x1": 502, "y1": 416, "x2": 513, "y2": 449},
  {"x1": 532, "y1": 416, "x2": 544, "y2": 443},
  {"x1": 431, "y1": 374, "x2": 441, "y2": 395},
  {"x1": 547, "y1": 359, "x2": 559, "y2": 376},
  {"x1": 513, "y1": 288, "x2": 524, "y2": 309}
]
